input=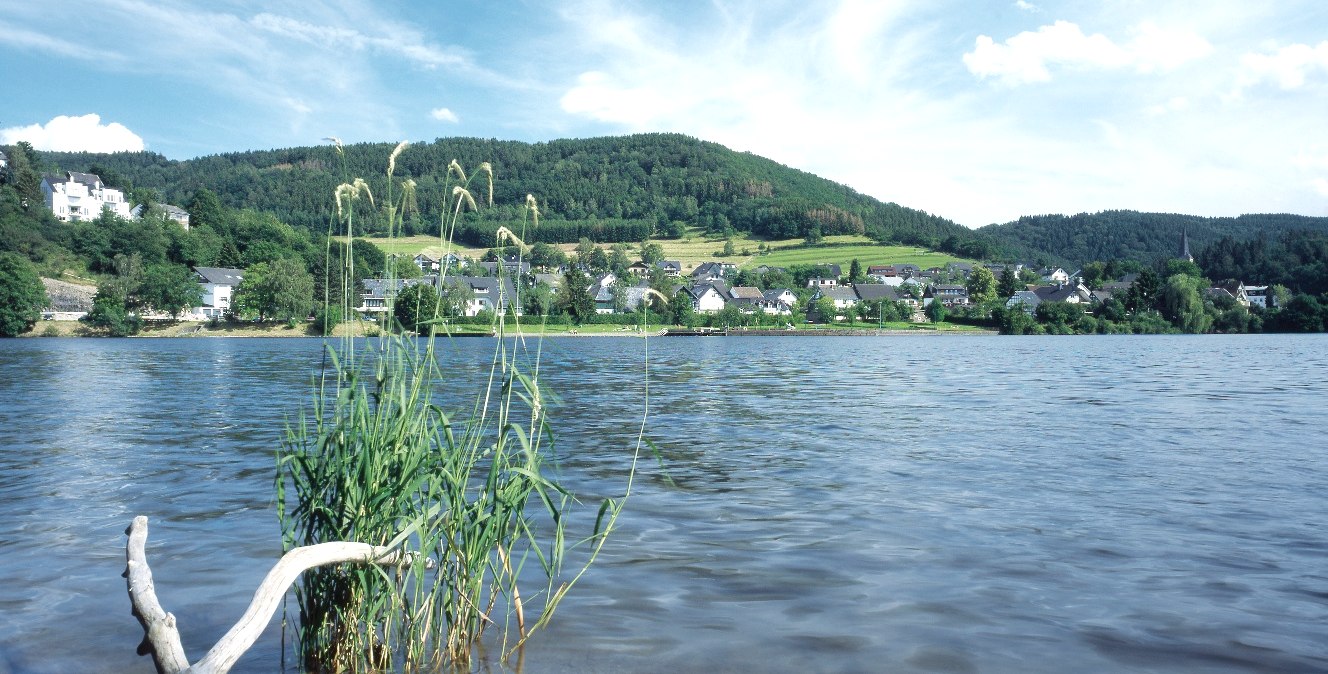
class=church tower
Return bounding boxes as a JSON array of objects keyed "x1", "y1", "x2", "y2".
[{"x1": 1179, "y1": 230, "x2": 1194, "y2": 263}]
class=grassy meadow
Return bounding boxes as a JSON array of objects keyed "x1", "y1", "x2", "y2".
[{"x1": 359, "y1": 229, "x2": 972, "y2": 275}]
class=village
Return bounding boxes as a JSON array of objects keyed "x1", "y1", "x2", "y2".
[{"x1": 29, "y1": 169, "x2": 1274, "y2": 330}]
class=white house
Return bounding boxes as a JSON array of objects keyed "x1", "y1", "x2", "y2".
[
  {"x1": 41, "y1": 172, "x2": 133, "y2": 222},
  {"x1": 190, "y1": 267, "x2": 245, "y2": 319},
  {"x1": 1246, "y1": 285, "x2": 1272, "y2": 309},
  {"x1": 680, "y1": 282, "x2": 729, "y2": 313},
  {"x1": 1040, "y1": 267, "x2": 1070, "y2": 285}
]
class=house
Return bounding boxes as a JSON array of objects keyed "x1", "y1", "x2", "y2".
[
  {"x1": 867, "y1": 265, "x2": 897, "y2": 277},
  {"x1": 533, "y1": 273, "x2": 562, "y2": 291},
  {"x1": 816, "y1": 285, "x2": 859, "y2": 310},
  {"x1": 807, "y1": 277, "x2": 839, "y2": 288},
  {"x1": 814, "y1": 263, "x2": 843, "y2": 278},
  {"x1": 478, "y1": 258, "x2": 531, "y2": 278},
  {"x1": 1006, "y1": 290, "x2": 1042, "y2": 314},
  {"x1": 622, "y1": 286, "x2": 653, "y2": 312},
  {"x1": 414, "y1": 253, "x2": 441, "y2": 274},
  {"x1": 1246, "y1": 285, "x2": 1273, "y2": 309},
  {"x1": 658, "y1": 260, "x2": 682, "y2": 277},
  {"x1": 763, "y1": 288, "x2": 798, "y2": 309},
  {"x1": 1031, "y1": 283, "x2": 1091, "y2": 305},
  {"x1": 926, "y1": 285, "x2": 970, "y2": 307},
  {"x1": 1213, "y1": 280, "x2": 1250, "y2": 307},
  {"x1": 190, "y1": 267, "x2": 245, "y2": 319},
  {"x1": 691, "y1": 261, "x2": 729, "y2": 282},
  {"x1": 627, "y1": 261, "x2": 651, "y2": 276},
  {"x1": 444, "y1": 276, "x2": 521, "y2": 316},
  {"x1": 728, "y1": 286, "x2": 764, "y2": 301},
  {"x1": 41, "y1": 172, "x2": 133, "y2": 222},
  {"x1": 679, "y1": 281, "x2": 729, "y2": 313},
  {"x1": 945, "y1": 262, "x2": 974, "y2": 278},
  {"x1": 1040, "y1": 267, "x2": 1070, "y2": 285},
  {"x1": 986, "y1": 263, "x2": 1024, "y2": 276},
  {"x1": 853, "y1": 284, "x2": 901, "y2": 303},
  {"x1": 589, "y1": 273, "x2": 618, "y2": 314},
  {"x1": 357, "y1": 277, "x2": 435, "y2": 315},
  {"x1": 129, "y1": 203, "x2": 191, "y2": 229}
]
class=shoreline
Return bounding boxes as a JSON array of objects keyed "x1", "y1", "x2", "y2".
[{"x1": 20, "y1": 320, "x2": 996, "y2": 338}]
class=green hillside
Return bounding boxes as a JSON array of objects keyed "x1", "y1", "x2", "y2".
[
  {"x1": 977, "y1": 210, "x2": 1328, "y2": 268},
  {"x1": 36, "y1": 133, "x2": 995, "y2": 257}
]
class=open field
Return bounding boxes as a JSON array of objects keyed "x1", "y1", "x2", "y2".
[
  {"x1": 348, "y1": 235, "x2": 487, "y2": 260},
  {"x1": 355, "y1": 230, "x2": 972, "y2": 275},
  {"x1": 747, "y1": 239, "x2": 968, "y2": 270}
]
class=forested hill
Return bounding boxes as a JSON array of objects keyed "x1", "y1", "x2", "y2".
[
  {"x1": 977, "y1": 211, "x2": 1328, "y2": 268},
  {"x1": 38, "y1": 133, "x2": 987, "y2": 253}
]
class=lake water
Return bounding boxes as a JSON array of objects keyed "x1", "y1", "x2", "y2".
[{"x1": 0, "y1": 335, "x2": 1325, "y2": 673}]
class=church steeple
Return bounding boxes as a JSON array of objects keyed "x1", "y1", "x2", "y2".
[{"x1": 1179, "y1": 230, "x2": 1194, "y2": 263}]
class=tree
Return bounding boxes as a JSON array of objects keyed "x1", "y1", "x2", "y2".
[
  {"x1": 0, "y1": 252, "x2": 46, "y2": 336},
  {"x1": 713, "y1": 303, "x2": 742, "y2": 328},
  {"x1": 966, "y1": 266, "x2": 997, "y2": 305},
  {"x1": 137, "y1": 263, "x2": 203, "y2": 318},
  {"x1": 556, "y1": 268, "x2": 595, "y2": 323},
  {"x1": 610, "y1": 282, "x2": 629, "y2": 313},
  {"x1": 394, "y1": 282, "x2": 441, "y2": 333},
  {"x1": 804, "y1": 226, "x2": 823, "y2": 246},
  {"x1": 997, "y1": 266, "x2": 1019, "y2": 299},
  {"x1": 640, "y1": 240, "x2": 664, "y2": 264},
  {"x1": 574, "y1": 237, "x2": 597, "y2": 261},
  {"x1": 1158, "y1": 273, "x2": 1212, "y2": 333},
  {"x1": 523, "y1": 282, "x2": 555, "y2": 317},
  {"x1": 439, "y1": 281, "x2": 475, "y2": 318},
  {"x1": 391, "y1": 256, "x2": 423, "y2": 279},
  {"x1": 924, "y1": 299, "x2": 947, "y2": 323},
  {"x1": 849, "y1": 259, "x2": 863, "y2": 284},
  {"x1": 812, "y1": 295, "x2": 837, "y2": 323},
  {"x1": 721, "y1": 239, "x2": 736, "y2": 257},
  {"x1": 529, "y1": 242, "x2": 566, "y2": 270},
  {"x1": 83, "y1": 286, "x2": 141, "y2": 336},
  {"x1": 671, "y1": 290, "x2": 695, "y2": 327},
  {"x1": 234, "y1": 258, "x2": 314, "y2": 321},
  {"x1": 186, "y1": 189, "x2": 226, "y2": 232},
  {"x1": 609, "y1": 243, "x2": 632, "y2": 277}
]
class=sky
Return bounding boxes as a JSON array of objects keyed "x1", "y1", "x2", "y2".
[{"x1": 1, "y1": 0, "x2": 1326, "y2": 227}]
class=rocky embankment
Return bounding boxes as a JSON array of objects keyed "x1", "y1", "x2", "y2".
[{"x1": 41, "y1": 278, "x2": 96, "y2": 312}]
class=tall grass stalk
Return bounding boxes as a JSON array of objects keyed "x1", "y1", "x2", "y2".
[{"x1": 279, "y1": 148, "x2": 639, "y2": 671}]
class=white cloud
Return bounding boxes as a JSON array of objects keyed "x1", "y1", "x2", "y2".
[
  {"x1": 1145, "y1": 96, "x2": 1190, "y2": 116},
  {"x1": 1236, "y1": 41, "x2": 1328, "y2": 91},
  {"x1": 964, "y1": 20, "x2": 1211, "y2": 85},
  {"x1": 1014, "y1": 1, "x2": 1038, "y2": 12},
  {"x1": 0, "y1": 114, "x2": 145, "y2": 152},
  {"x1": 249, "y1": 13, "x2": 471, "y2": 70},
  {"x1": 430, "y1": 107, "x2": 460, "y2": 123},
  {"x1": 1314, "y1": 179, "x2": 1328, "y2": 197}
]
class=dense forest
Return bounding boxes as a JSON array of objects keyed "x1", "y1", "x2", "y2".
[
  {"x1": 977, "y1": 211, "x2": 1328, "y2": 268},
  {"x1": 33, "y1": 133, "x2": 998, "y2": 255}
]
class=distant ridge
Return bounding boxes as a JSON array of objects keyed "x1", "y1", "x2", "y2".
[{"x1": 977, "y1": 210, "x2": 1328, "y2": 267}]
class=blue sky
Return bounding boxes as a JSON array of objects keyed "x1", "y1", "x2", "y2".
[{"x1": 1, "y1": 0, "x2": 1326, "y2": 227}]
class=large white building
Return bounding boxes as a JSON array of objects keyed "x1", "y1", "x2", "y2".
[{"x1": 41, "y1": 171, "x2": 133, "y2": 222}]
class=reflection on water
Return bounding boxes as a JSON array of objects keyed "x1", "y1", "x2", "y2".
[{"x1": 0, "y1": 335, "x2": 1326, "y2": 673}]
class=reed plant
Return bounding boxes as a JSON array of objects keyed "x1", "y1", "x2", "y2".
[{"x1": 278, "y1": 144, "x2": 639, "y2": 671}]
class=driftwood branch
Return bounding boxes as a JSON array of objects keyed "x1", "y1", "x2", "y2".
[{"x1": 124, "y1": 516, "x2": 427, "y2": 674}]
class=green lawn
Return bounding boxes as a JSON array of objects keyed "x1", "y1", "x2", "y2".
[
  {"x1": 748, "y1": 238, "x2": 968, "y2": 270},
  {"x1": 351, "y1": 230, "x2": 974, "y2": 277}
]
